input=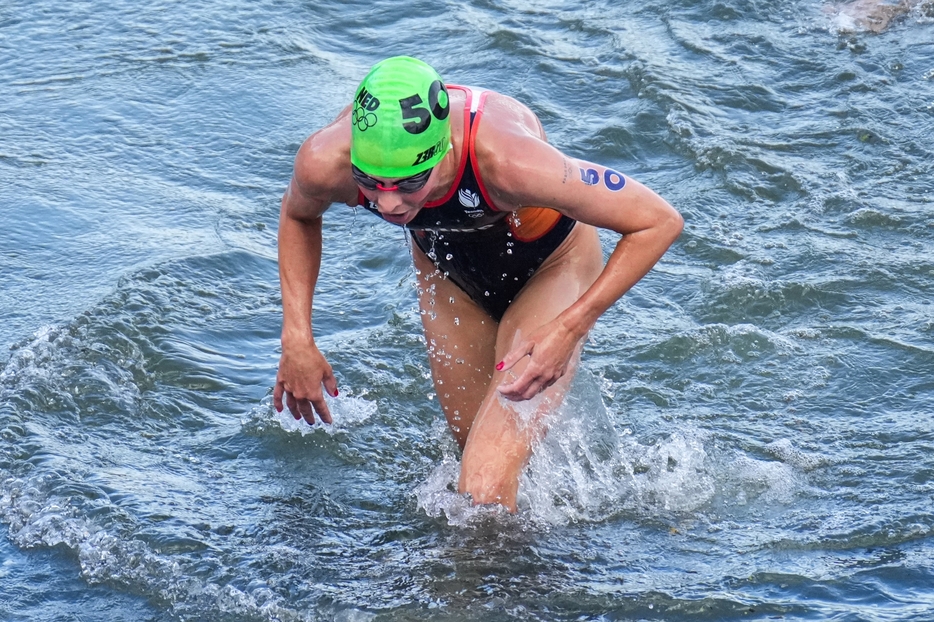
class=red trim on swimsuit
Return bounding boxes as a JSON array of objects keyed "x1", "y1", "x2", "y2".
[
  {"x1": 464, "y1": 89, "x2": 563, "y2": 243},
  {"x1": 423, "y1": 85, "x2": 473, "y2": 209},
  {"x1": 466, "y1": 90, "x2": 500, "y2": 213}
]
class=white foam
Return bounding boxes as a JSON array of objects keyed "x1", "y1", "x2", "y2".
[
  {"x1": 722, "y1": 454, "x2": 802, "y2": 506},
  {"x1": 764, "y1": 438, "x2": 830, "y2": 471},
  {"x1": 243, "y1": 392, "x2": 377, "y2": 436},
  {"x1": 0, "y1": 325, "x2": 62, "y2": 386}
]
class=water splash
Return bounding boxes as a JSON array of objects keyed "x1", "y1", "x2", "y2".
[
  {"x1": 242, "y1": 393, "x2": 377, "y2": 437},
  {"x1": 521, "y1": 389, "x2": 716, "y2": 525},
  {"x1": 414, "y1": 372, "x2": 720, "y2": 528}
]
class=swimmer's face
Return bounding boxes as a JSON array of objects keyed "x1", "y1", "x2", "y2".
[{"x1": 354, "y1": 166, "x2": 437, "y2": 226}]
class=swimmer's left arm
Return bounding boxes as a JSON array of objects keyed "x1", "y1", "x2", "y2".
[{"x1": 492, "y1": 136, "x2": 683, "y2": 400}]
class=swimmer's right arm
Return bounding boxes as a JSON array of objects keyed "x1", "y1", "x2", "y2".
[{"x1": 274, "y1": 149, "x2": 340, "y2": 425}]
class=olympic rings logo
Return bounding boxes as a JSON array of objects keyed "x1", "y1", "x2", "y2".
[{"x1": 353, "y1": 105, "x2": 377, "y2": 131}]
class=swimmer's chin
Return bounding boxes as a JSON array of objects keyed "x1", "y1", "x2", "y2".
[{"x1": 382, "y1": 211, "x2": 418, "y2": 226}]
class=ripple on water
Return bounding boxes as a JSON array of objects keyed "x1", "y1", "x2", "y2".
[
  {"x1": 0, "y1": 251, "x2": 332, "y2": 620},
  {"x1": 694, "y1": 267, "x2": 855, "y2": 325},
  {"x1": 643, "y1": 322, "x2": 797, "y2": 363},
  {"x1": 3, "y1": 0, "x2": 934, "y2": 617}
]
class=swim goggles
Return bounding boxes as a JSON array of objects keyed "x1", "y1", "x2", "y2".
[{"x1": 351, "y1": 164, "x2": 432, "y2": 193}]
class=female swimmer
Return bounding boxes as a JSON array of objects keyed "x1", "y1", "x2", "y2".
[{"x1": 274, "y1": 57, "x2": 683, "y2": 512}]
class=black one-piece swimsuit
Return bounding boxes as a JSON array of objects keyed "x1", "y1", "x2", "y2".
[{"x1": 358, "y1": 85, "x2": 576, "y2": 321}]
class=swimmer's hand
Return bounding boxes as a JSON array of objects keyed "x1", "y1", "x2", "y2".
[
  {"x1": 274, "y1": 340, "x2": 339, "y2": 425},
  {"x1": 495, "y1": 319, "x2": 580, "y2": 401}
]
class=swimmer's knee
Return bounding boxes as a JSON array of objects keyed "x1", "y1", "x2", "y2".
[
  {"x1": 458, "y1": 463, "x2": 519, "y2": 512},
  {"x1": 460, "y1": 479, "x2": 518, "y2": 513}
]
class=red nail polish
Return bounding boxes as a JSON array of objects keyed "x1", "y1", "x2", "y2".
[
  {"x1": 495, "y1": 362, "x2": 504, "y2": 371},
  {"x1": 334, "y1": 390, "x2": 339, "y2": 397}
]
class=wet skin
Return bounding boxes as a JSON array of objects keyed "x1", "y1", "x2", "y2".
[{"x1": 274, "y1": 86, "x2": 683, "y2": 511}]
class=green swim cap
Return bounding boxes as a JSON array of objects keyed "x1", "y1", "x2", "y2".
[{"x1": 350, "y1": 56, "x2": 451, "y2": 179}]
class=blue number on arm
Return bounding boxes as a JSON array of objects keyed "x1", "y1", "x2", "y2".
[
  {"x1": 580, "y1": 168, "x2": 599, "y2": 185},
  {"x1": 604, "y1": 169, "x2": 626, "y2": 191}
]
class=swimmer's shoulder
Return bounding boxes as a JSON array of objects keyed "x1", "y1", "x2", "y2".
[
  {"x1": 469, "y1": 91, "x2": 559, "y2": 210},
  {"x1": 472, "y1": 89, "x2": 547, "y2": 144},
  {"x1": 292, "y1": 105, "x2": 357, "y2": 207}
]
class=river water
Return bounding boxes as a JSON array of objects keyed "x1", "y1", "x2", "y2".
[{"x1": 2, "y1": 0, "x2": 933, "y2": 620}]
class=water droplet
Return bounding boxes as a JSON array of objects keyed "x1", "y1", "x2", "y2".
[
  {"x1": 446, "y1": 253, "x2": 453, "y2": 260},
  {"x1": 484, "y1": 291, "x2": 490, "y2": 296},
  {"x1": 449, "y1": 296, "x2": 455, "y2": 304},
  {"x1": 454, "y1": 317, "x2": 460, "y2": 325}
]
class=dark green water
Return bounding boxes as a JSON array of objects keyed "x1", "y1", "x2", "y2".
[{"x1": 2, "y1": 0, "x2": 933, "y2": 620}]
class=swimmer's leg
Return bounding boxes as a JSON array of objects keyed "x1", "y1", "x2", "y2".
[
  {"x1": 459, "y1": 224, "x2": 604, "y2": 512},
  {"x1": 412, "y1": 244, "x2": 498, "y2": 449}
]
